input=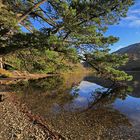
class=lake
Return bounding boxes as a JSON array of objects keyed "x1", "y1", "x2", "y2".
[{"x1": 11, "y1": 72, "x2": 140, "y2": 140}]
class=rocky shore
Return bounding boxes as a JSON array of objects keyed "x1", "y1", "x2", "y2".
[{"x1": 0, "y1": 92, "x2": 63, "y2": 140}]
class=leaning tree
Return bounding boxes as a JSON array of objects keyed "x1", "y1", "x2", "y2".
[{"x1": 0, "y1": 0, "x2": 134, "y2": 82}]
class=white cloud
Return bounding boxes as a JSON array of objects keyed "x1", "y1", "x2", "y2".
[
  {"x1": 116, "y1": 45, "x2": 125, "y2": 50},
  {"x1": 110, "y1": 45, "x2": 125, "y2": 53},
  {"x1": 124, "y1": 15, "x2": 138, "y2": 21},
  {"x1": 123, "y1": 16, "x2": 140, "y2": 27},
  {"x1": 129, "y1": 9, "x2": 140, "y2": 14},
  {"x1": 118, "y1": 1, "x2": 140, "y2": 28}
]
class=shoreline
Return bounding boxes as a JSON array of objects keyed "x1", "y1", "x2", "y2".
[
  {"x1": 0, "y1": 70, "x2": 92, "y2": 85},
  {"x1": 0, "y1": 92, "x2": 64, "y2": 140}
]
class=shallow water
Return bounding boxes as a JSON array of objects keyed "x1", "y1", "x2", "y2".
[{"x1": 12, "y1": 72, "x2": 140, "y2": 139}]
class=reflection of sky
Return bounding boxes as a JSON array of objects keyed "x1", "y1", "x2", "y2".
[
  {"x1": 52, "y1": 77, "x2": 140, "y2": 128},
  {"x1": 76, "y1": 81, "x2": 103, "y2": 97},
  {"x1": 113, "y1": 96, "x2": 140, "y2": 126},
  {"x1": 70, "y1": 80, "x2": 140, "y2": 127},
  {"x1": 70, "y1": 81, "x2": 104, "y2": 109}
]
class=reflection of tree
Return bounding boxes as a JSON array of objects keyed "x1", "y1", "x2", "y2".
[
  {"x1": 83, "y1": 85, "x2": 133, "y2": 112},
  {"x1": 10, "y1": 76, "x2": 79, "y2": 116},
  {"x1": 9, "y1": 76, "x2": 136, "y2": 139},
  {"x1": 11, "y1": 76, "x2": 64, "y2": 93},
  {"x1": 127, "y1": 72, "x2": 140, "y2": 98},
  {"x1": 47, "y1": 85, "x2": 134, "y2": 139}
]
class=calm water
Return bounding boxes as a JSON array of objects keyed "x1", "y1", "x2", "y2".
[{"x1": 11, "y1": 72, "x2": 140, "y2": 140}]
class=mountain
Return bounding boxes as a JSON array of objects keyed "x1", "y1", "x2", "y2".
[{"x1": 116, "y1": 43, "x2": 140, "y2": 71}]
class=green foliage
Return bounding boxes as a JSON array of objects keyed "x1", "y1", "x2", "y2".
[
  {"x1": 0, "y1": 0, "x2": 134, "y2": 82},
  {"x1": 0, "y1": 1, "x2": 18, "y2": 35},
  {"x1": 0, "y1": 0, "x2": 19, "y2": 49},
  {"x1": 90, "y1": 85, "x2": 133, "y2": 106},
  {"x1": 11, "y1": 76, "x2": 64, "y2": 92},
  {"x1": 83, "y1": 50, "x2": 133, "y2": 82},
  {"x1": 5, "y1": 48, "x2": 79, "y2": 73}
]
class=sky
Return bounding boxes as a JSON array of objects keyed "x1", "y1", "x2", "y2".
[{"x1": 107, "y1": 0, "x2": 140, "y2": 52}]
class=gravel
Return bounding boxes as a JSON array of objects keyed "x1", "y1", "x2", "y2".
[{"x1": 0, "y1": 92, "x2": 62, "y2": 140}]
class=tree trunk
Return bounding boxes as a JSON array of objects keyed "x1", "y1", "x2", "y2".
[{"x1": 0, "y1": 57, "x2": 3, "y2": 69}]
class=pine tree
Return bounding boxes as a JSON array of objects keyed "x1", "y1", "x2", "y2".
[{"x1": 0, "y1": 0, "x2": 134, "y2": 82}]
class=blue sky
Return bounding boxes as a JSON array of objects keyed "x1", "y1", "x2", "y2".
[{"x1": 107, "y1": 0, "x2": 140, "y2": 52}]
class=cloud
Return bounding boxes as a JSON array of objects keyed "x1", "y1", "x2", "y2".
[
  {"x1": 124, "y1": 15, "x2": 138, "y2": 21},
  {"x1": 129, "y1": 9, "x2": 140, "y2": 14},
  {"x1": 112, "y1": 45, "x2": 125, "y2": 52},
  {"x1": 118, "y1": 2, "x2": 140, "y2": 28}
]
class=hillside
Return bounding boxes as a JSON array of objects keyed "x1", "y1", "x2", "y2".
[{"x1": 116, "y1": 43, "x2": 140, "y2": 71}]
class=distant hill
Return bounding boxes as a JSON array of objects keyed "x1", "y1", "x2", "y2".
[{"x1": 116, "y1": 43, "x2": 140, "y2": 71}]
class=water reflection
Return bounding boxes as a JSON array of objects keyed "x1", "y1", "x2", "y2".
[
  {"x1": 127, "y1": 72, "x2": 140, "y2": 98},
  {"x1": 10, "y1": 76, "x2": 79, "y2": 115},
  {"x1": 9, "y1": 72, "x2": 140, "y2": 139}
]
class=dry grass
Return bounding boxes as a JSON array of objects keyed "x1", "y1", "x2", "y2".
[{"x1": 0, "y1": 68, "x2": 13, "y2": 78}]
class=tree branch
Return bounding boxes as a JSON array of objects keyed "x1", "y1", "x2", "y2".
[
  {"x1": 20, "y1": 22, "x2": 33, "y2": 33},
  {"x1": 18, "y1": 0, "x2": 47, "y2": 23},
  {"x1": 31, "y1": 11, "x2": 56, "y2": 27}
]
